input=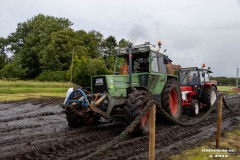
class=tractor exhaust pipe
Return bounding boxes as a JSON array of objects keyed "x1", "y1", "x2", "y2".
[{"x1": 128, "y1": 47, "x2": 133, "y2": 88}]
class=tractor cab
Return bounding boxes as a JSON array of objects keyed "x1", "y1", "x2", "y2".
[
  {"x1": 179, "y1": 67, "x2": 211, "y2": 96},
  {"x1": 178, "y1": 66, "x2": 217, "y2": 116},
  {"x1": 114, "y1": 47, "x2": 153, "y2": 87},
  {"x1": 93, "y1": 42, "x2": 173, "y2": 96}
]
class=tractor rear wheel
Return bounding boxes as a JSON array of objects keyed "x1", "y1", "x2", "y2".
[
  {"x1": 191, "y1": 99, "x2": 200, "y2": 116},
  {"x1": 202, "y1": 86, "x2": 217, "y2": 111},
  {"x1": 161, "y1": 79, "x2": 182, "y2": 120},
  {"x1": 124, "y1": 90, "x2": 151, "y2": 135}
]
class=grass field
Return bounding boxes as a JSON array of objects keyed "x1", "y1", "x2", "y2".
[
  {"x1": 0, "y1": 80, "x2": 70, "y2": 102},
  {"x1": 218, "y1": 86, "x2": 239, "y2": 94}
]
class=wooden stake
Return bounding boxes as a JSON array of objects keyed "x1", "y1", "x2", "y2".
[
  {"x1": 216, "y1": 95, "x2": 223, "y2": 148},
  {"x1": 149, "y1": 104, "x2": 156, "y2": 160}
]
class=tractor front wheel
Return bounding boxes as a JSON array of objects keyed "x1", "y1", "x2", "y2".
[
  {"x1": 161, "y1": 79, "x2": 182, "y2": 120},
  {"x1": 191, "y1": 99, "x2": 200, "y2": 116}
]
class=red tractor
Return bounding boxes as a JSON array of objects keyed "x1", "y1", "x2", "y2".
[{"x1": 178, "y1": 66, "x2": 217, "y2": 116}]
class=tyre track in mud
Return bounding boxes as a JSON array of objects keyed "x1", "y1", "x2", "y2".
[
  {"x1": 0, "y1": 95, "x2": 239, "y2": 160},
  {"x1": 0, "y1": 100, "x2": 124, "y2": 160}
]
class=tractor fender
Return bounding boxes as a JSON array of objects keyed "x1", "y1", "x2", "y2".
[
  {"x1": 211, "y1": 84, "x2": 218, "y2": 90},
  {"x1": 205, "y1": 82, "x2": 217, "y2": 87}
]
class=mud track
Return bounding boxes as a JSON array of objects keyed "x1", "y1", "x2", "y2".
[{"x1": 0, "y1": 95, "x2": 239, "y2": 160}]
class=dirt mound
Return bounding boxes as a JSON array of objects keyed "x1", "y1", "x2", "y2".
[{"x1": 0, "y1": 95, "x2": 239, "y2": 159}]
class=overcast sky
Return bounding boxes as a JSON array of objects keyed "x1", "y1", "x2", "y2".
[{"x1": 1, "y1": 0, "x2": 240, "y2": 77}]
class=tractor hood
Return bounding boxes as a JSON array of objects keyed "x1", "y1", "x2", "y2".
[
  {"x1": 91, "y1": 75, "x2": 130, "y2": 97},
  {"x1": 92, "y1": 74, "x2": 152, "y2": 97}
]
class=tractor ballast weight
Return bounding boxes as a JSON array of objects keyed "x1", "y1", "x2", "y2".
[
  {"x1": 62, "y1": 42, "x2": 183, "y2": 135},
  {"x1": 178, "y1": 67, "x2": 218, "y2": 116}
]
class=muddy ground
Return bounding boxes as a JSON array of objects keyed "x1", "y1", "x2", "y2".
[{"x1": 0, "y1": 95, "x2": 239, "y2": 160}]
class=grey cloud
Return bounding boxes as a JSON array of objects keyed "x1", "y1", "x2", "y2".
[{"x1": 1, "y1": 0, "x2": 240, "y2": 77}]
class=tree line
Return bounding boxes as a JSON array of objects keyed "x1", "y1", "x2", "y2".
[
  {"x1": 211, "y1": 77, "x2": 238, "y2": 86},
  {"x1": 0, "y1": 14, "x2": 131, "y2": 86}
]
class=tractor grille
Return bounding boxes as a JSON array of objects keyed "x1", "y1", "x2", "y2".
[{"x1": 92, "y1": 76, "x2": 108, "y2": 93}]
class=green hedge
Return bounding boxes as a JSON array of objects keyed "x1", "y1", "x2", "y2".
[{"x1": 36, "y1": 71, "x2": 67, "y2": 82}]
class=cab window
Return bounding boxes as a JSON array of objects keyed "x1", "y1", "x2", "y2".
[
  {"x1": 114, "y1": 57, "x2": 128, "y2": 75},
  {"x1": 151, "y1": 52, "x2": 159, "y2": 73}
]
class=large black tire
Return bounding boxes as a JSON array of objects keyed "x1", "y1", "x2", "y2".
[
  {"x1": 161, "y1": 79, "x2": 182, "y2": 120},
  {"x1": 66, "y1": 111, "x2": 83, "y2": 127},
  {"x1": 124, "y1": 90, "x2": 151, "y2": 135},
  {"x1": 201, "y1": 86, "x2": 217, "y2": 111}
]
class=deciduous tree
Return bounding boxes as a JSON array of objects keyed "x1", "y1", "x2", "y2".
[{"x1": 7, "y1": 14, "x2": 73, "y2": 79}]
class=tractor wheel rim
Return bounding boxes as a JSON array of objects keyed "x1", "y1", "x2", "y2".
[
  {"x1": 169, "y1": 89, "x2": 178, "y2": 116},
  {"x1": 210, "y1": 90, "x2": 217, "y2": 105},
  {"x1": 195, "y1": 103, "x2": 199, "y2": 114},
  {"x1": 141, "y1": 111, "x2": 149, "y2": 127}
]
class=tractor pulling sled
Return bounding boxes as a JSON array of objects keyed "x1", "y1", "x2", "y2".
[{"x1": 62, "y1": 42, "x2": 217, "y2": 135}]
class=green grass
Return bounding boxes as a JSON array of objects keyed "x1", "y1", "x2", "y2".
[
  {"x1": 218, "y1": 86, "x2": 239, "y2": 94},
  {"x1": 0, "y1": 80, "x2": 69, "y2": 88},
  {"x1": 0, "y1": 87, "x2": 68, "y2": 94},
  {"x1": 0, "y1": 80, "x2": 70, "y2": 102},
  {"x1": 170, "y1": 127, "x2": 240, "y2": 160}
]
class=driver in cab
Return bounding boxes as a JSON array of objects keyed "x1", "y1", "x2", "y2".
[{"x1": 138, "y1": 57, "x2": 149, "y2": 72}]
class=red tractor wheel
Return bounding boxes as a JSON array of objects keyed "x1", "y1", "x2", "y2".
[
  {"x1": 161, "y1": 79, "x2": 182, "y2": 120},
  {"x1": 140, "y1": 111, "x2": 150, "y2": 135},
  {"x1": 191, "y1": 99, "x2": 200, "y2": 116}
]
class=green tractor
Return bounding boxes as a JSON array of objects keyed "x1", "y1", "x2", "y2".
[{"x1": 62, "y1": 42, "x2": 182, "y2": 134}]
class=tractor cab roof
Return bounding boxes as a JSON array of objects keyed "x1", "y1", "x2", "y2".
[
  {"x1": 115, "y1": 42, "x2": 172, "y2": 63},
  {"x1": 179, "y1": 67, "x2": 213, "y2": 73},
  {"x1": 116, "y1": 42, "x2": 164, "y2": 56}
]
